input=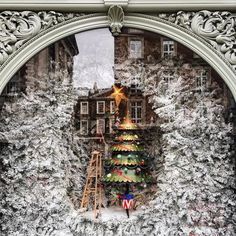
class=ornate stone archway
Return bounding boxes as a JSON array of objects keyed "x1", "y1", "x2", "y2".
[
  {"x1": 0, "y1": 6, "x2": 236, "y2": 100},
  {"x1": 0, "y1": 3, "x2": 235, "y2": 235}
]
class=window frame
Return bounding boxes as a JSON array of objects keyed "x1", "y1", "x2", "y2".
[
  {"x1": 96, "y1": 118, "x2": 105, "y2": 134},
  {"x1": 109, "y1": 117, "x2": 115, "y2": 133},
  {"x1": 80, "y1": 101, "x2": 89, "y2": 114},
  {"x1": 130, "y1": 100, "x2": 143, "y2": 124},
  {"x1": 97, "y1": 101, "x2": 106, "y2": 114},
  {"x1": 161, "y1": 38, "x2": 176, "y2": 57},
  {"x1": 163, "y1": 71, "x2": 175, "y2": 86},
  {"x1": 80, "y1": 120, "x2": 88, "y2": 135},
  {"x1": 196, "y1": 69, "x2": 209, "y2": 88},
  {"x1": 128, "y1": 37, "x2": 144, "y2": 59},
  {"x1": 110, "y1": 100, "x2": 115, "y2": 114}
]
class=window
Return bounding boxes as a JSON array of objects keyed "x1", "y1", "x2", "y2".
[
  {"x1": 97, "y1": 119, "x2": 105, "y2": 134},
  {"x1": 2, "y1": 77, "x2": 22, "y2": 96},
  {"x1": 130, "y1": 83, "x2": 140, "y2": 94},
  {"x1": 196, "y1": 70, "x2": 208, "y2": 88},
  {"x1": 162, "y1": 40, "x2": 175, "y2": 57},
  {"x1": 109, "y1": 118, "x2": 115, "y2": 133},
  {"x1": 80, "y1": 102, "x2": 88, "y2": 114},
  {"x1": 129, "y1": 38, "x2": 143, "y2": 58},
  {"x1": 110, "y1": 101, "x2": 115, "y2": 114},
  {"x1": 130, "y1": 75, "x2": 142, "y2": 94},
  {"x1": 80, "y1": 120, "x2": 88, "y2": 135},
  {"x1": 97, "y1": 101, "x2": 105, "y2": 114},
  {"x1": 131, "y1": 101, "x2": 142, "y2": 123},
  {"x1": 163, "y1": 72, "x2": 174, "y2": 86}
]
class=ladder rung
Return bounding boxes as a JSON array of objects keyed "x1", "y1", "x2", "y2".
[
  {"x1": 80, "y1": 150, "x2": 103, "y2": 217},
  {"x1": 83, "y1": 189, "x2": 96, "y2": 192}
]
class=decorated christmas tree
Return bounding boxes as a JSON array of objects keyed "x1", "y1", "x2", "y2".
[
  {"x1": 103, "y1": 85, "x2": 153, "y2": 217},
  {"x1": 104, "y1": 116, "x2": 151, "y2": 181}
]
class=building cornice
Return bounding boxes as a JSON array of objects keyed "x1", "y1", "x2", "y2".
[{"x1": 0, "y1": 1, "x2": 235, "y2": 12}]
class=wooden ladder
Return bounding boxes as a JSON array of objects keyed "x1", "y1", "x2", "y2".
[{"x1": 80, "y1": 150, "x2": 103, "y2": 218}]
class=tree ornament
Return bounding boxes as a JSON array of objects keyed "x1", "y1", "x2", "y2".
[
  {"x1": 135, "y1": 167, "x2": 141, "y2": 175},
  {"x1": 124, "y1": 168, "x2": 128, "y2": 174}
]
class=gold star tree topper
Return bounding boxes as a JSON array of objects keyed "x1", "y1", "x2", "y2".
[{"x1": 110, "y1": 85, "x2": 127, "y2": 108}]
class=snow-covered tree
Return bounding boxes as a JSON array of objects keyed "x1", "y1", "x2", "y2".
[
  {"x1": 0, "y1": 56, "x2": 235, "y2": 236},
  {"x1": 143, "y1": 70, "x2": 236, "y2": 235},
  {"x1": 0, "y1": 69, "x2": 90, "y2": 236}
]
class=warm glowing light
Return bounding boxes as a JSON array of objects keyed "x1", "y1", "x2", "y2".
[
  {"x1": 110, "y1": 85, "x2": 127, "y2": 108},
  {"x1": 119, "y1": 115, "x2": 138, "y2": 130}
]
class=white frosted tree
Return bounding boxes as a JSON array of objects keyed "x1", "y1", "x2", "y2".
[
  {"x1": 0, "y1": 56, "x2": 235, "y2": 236},
  {"x1": 144, "y1": 71, "x2": 236, "y2": 235},
  {"x1": 0, "y1": 69, "x2": 89, "y2": 236}
]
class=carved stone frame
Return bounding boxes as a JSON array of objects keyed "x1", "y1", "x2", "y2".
[{"x1": 0, "y1": 3, "x2": 236, "y2": 100}]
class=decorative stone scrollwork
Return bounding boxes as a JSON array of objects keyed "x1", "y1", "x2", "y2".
[
  {"x1": 108, "y1": 5, "x2": 124, "y2": 36},
  {"x1": 0, "y1": 9, "x2": 236, "y2": 74},
  {"x1": 159, "y1": 11, "x2": 236, "y2": 70},
  {"x1": 0, "y1": 11, "x2": 83, "y2": 65}
]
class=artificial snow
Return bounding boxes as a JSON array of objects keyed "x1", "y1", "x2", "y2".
[
  {"x1": 0, "y1": 59, "x2": 235, "y2": 235},
  {"x1": 82, "y1": 207, "x2": 142, "y2": 222}
]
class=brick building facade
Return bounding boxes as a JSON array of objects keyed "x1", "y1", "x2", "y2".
[
  {"x1": 74, "y1": 85, "x2": 157, "y2": 136},
  {"x1": 0, "y1": 35, "x2": 78, "y2": 109},
  {"x1": 75, "y1": 28, "x2": 236, "y2": 137}
]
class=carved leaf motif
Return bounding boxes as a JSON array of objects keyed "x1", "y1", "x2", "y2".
[
  {"x1": 0, "y1": 11, "x2": 82, "y2": 66},
  {"x1": 0, "y1": 50, "x2": 9, "y2": 65},
  {"x1": 225, "y1": 50, "x2": 236, "y2": 65},
  {"x1": 159, "y1": 11, "x2": 236, "y2": 70},
  {"x1": 38, "y1": 11, "x2": 66, "y2": 30},
  {"x1": 0, "y1": 11, "x2": 41, "y2": 64},
  {"x1": 192, "y1": 11, "x2": 232, "y2": 40}
]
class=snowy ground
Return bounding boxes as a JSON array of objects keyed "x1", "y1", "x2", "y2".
[{"x1": 82, "y1": 206, "x2": 143, "y2": 222}]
